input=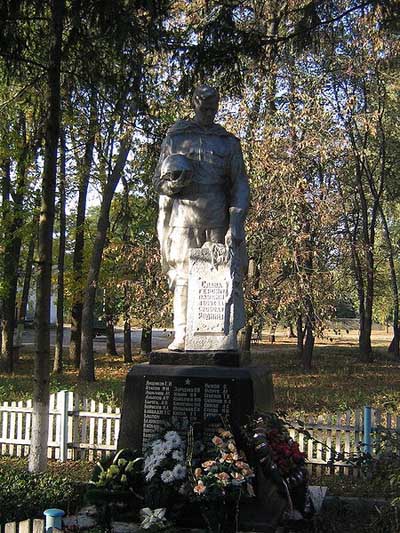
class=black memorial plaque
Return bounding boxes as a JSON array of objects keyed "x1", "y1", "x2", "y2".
[{"x1": 118, "y1": 364, "x2": 253, "y2": 452}]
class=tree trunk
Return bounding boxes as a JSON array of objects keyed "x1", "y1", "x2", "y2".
[
  {"x1": 269, "y1": 323, "x2": 276, "y2": 344},
  {"x1": 123, "y1": 284, "x2": 132, "y2": 363},
  {"x1": 360, "y1": 258, "x2": 373, "y2": 362},
  {"x1": 0, "y1": 159, "x2": 14, "y2": 373},
  {"x1": 1, "y1": 112, "x2": 29, "y2": 372},
  {"x1": 105, "y1": 295, "x2": 118, "y2": 356},
  {"x1": 53, "y1": 128, "x2": 66, "y2": 374},
  {"x1": 124, "y1": 318, "x2": 132, "y2": 363},
  {"x1": 303, "y1": 323, "x2": 315, "y2": 373},
  {"x1": 79, "y1": 137, "x2": 131, "y2": 381},
  {"x1": 29, "y1": 0, "x2": 64, "y2": 473},
  {"x1": 69, "y1": 90, "x2": 97, "y2": 369},
  {"x1": 106, "y1": 320, "x2": 117, "y2": 356},
  {"x1": 287, "y1": 323, "x2": 296, "y2": 338},
  {"x1": 140, "y1": 326, "x2": 152, "y2": 354},
  {"x1": 378, "y1": 207, "x2": 399, "y2": 357},
  {"x1": 296, "y1": 315, "x2": 304, "y2": 356},
  {"x1": 15, "y1": 208, "x2": 38, "y2": 348},
  {"x1": 303, "y1": 305, "x2": 315, "y2": 372},
  {"x1": 359, "y1": 311, "x2": 372, "y2": 361}
]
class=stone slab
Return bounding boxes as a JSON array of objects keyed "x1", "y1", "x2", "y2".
[
  {"x1": 248, "y1": 365, "x2": 274, "y2": 412},
  {"x1": 118, "y1": 364, "x2": 254, "y2": 452},
  {"x1": 185, "y1": 244, "x2": 244, "y2": 351},
  {"x1": 149, "y1": 349, "x2": 241, "y2": 367}
]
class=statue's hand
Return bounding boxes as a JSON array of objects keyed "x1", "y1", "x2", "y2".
[
  {"x1": 227, "y1": 207, "x2": 245, "y2": 247},
  {"x1": 225, "y1": 223, "x2": 244, "y2": 248},
  {"x1": 224, "y1": 228, "x2": 233, "y2": 249},
  {"x1": 161, "y1": 170, "x2": 192, "y2": 196}
]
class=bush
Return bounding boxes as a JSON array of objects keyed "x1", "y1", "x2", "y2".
[{"x1": 0, "y1": 464, "x2": 85, "y2": 524}]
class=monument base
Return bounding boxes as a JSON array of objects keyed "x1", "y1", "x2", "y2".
[
  {"x1": 118, "y1": 361, "x2": 274, "y2": 452},
  {"x1": 149, "y1": 348, "x2": 241, "y2": 367}
]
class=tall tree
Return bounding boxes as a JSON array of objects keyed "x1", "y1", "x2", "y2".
[
  {"x1": 29, "y1": 0, "x2": 65, "y2": 472},
  {"x1": 79, "y1": 134, "x2": 131, "y2": 381},
  {"x1": 68, "y1": 89, "x2": 97, "y2": 368},
  {"x1": 53, "y1": 127, "x2": 66, "y2": 373}
]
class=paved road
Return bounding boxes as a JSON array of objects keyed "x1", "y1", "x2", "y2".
[{"x1": 19, "y1": 326, "x2": 172, "y2": 352}]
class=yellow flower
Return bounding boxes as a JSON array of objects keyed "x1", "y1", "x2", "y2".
[{"x1": 194, "y1": 468, "x2": 203, "y2": 479}]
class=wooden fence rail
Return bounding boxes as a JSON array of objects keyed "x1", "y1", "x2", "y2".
[{"x1": 0, "y1": 392, "x2": 399, "y2": 474}]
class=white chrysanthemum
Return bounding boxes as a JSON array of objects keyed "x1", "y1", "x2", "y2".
[
  {"x1": 172, "y1": 449, "x2": 184, "y2": 462},
  {"x1": 164, "y1": 431, "x2": 182, "y2": 449},
  {"x1": 152, "y1": 440, "x2": 170, "y2": 457},
  {"x1": 160, "y1": 469, "x2": 175, "y2": 484},
  {"x1": 145, "y1": 468, "x2": 157, "y2": 482},
  {"x1": 172, "y1": 463, "x2": 187, "y2": 480},
  {"x1": 151, "y1": 439, "x2": 163, "y2": 449},
  {"x1": 159, "y1": 441, "x2": 172, "y2": 455},
  {"x1": 144, "y1": 455, "x2": 159, "y2": 473}
]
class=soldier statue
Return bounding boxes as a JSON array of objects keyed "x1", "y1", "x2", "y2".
[{"x1": 153, "y1": 85, "x2": 249, "y2": 351}]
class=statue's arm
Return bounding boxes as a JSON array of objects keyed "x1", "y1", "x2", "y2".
[
  {"x1": 226, "y1": 139, "x2": 250, "y2": 245},
  {"x1": 229, "y1": 139, "x2": 250, "y2": 214},
  {"x1": 153, "y1": 136, "x2": 173, "y2": 194}
]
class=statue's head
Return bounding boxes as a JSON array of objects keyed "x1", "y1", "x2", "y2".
[{"x1": 192, "y1": 85, "x2": 219, "y2": 127}]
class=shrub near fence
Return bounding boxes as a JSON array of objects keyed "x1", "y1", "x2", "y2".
[{"x1": 0, "y1": 391, "x2": 399, "y2": 474}]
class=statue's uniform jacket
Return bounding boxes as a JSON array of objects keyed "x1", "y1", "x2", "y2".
[{"x1": 153, "y1": 119, "x2": 250, "y2": 287}]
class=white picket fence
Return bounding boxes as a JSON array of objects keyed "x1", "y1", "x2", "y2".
[
  {"x1": 0, "y1": 392, "x2": 399, "y2": 473},
  {"x1": 0, "y1": 519, "x2": 62, "y2": 533},
  {"x1": 288, "y1": 410, "x2": 400, "y2": 477},
  {"x1": 0, "y1": 391, "x2": 120, "y2": 461}
]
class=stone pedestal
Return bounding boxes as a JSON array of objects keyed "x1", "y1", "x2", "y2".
[
  {"x1": 118, "y1": 363, "x2": 255, "y2": 452},
  {"x1": 149, "y1": 348, "x2": 241, "y2": 367}
]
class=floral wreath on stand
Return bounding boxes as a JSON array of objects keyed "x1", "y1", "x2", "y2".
[{"x1": 242, "y1": 412, "x2": 310, "y2": 524}]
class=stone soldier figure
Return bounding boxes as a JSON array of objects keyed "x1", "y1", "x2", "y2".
[{"x1": 153, "y1": 85, "x2": 249, "y2": 350}]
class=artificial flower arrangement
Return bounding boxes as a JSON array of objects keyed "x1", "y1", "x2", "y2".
[
  {"x1": 86, "y1": 448, "x2": 144, "y2": 526},
  {"x1": 86, "y1": 415, "x2": 309, "y2": 532},
  {"x1": 242, "y1": 413, "x2": 308, "y2": 517},
  {"x1": 142, "y1": 430, "x2": 189, "y2": 516},
  {"x1": 187, "y1": 426, "x2": 255, "y2": 533}
]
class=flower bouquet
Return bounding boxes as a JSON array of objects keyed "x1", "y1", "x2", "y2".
[
  {"x1": 143, "y1": 430, "x2": 188, "y2": 517},
  {"x1": 189, "y1": 427, "x2": 255, "y2": 533}
]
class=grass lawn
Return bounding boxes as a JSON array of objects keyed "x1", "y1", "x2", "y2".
[
  {"x1": 252, "y1": 329, "x2": 400, "y2": 416},
  {"x1": 1, "y1": 327, "x2": 399, "y2": 418}
]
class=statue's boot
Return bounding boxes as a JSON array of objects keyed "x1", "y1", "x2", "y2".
[{"x1": 168, "y1": 284, "x2": 187, "y2": 351}]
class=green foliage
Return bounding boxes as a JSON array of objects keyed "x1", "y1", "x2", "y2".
[{"x1": 0, "y1": 462, "x2": 85, "y2": 524}]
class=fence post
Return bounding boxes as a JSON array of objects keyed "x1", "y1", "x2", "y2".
[
  {"x1": 363, "y1": 405, "x2": 372, "y2": 454},
  {"x1": 57, "y1": 391, "x2": 69, "y2": 462}
]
